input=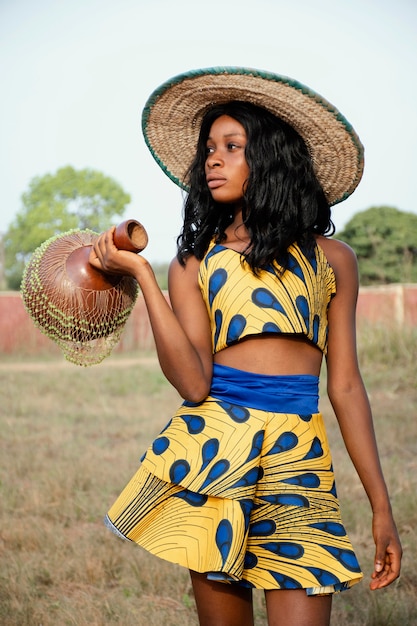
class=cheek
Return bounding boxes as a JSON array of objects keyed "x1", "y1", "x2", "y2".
[
  {"x1": 241, "y1": 156, "x2": 250, "y2": 175},
  {"x1": 241, "y1": 163, "x2": 250, "y2": 183}
]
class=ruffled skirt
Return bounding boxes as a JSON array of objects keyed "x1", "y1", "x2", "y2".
[{"x1": 105, "y1": 363, "x2": 363, "y2": 594}]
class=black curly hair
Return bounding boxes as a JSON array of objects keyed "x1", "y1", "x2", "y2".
[{"x1": 176, "y1": 100, "x2": 334, "y2": 272}]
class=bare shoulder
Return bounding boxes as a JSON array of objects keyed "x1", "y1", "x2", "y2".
[
  {"x1": 168, "y1": 255, "x2": 203, "y2": 311},
  {"x1": 168, "y1": 255, "x2": 211, "y2": 353},
  {"x1": 315, "y1": 235, "x2": 358, "y2": 280},
  {"x1": 315, "y1": 234, "x2": 357, "y2": 264},
  {"x1": 169, "y1": 254, "x2": 201, "y2": 272}
]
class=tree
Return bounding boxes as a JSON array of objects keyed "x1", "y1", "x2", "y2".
[
  {"x1": 4, "y1": 166, "x2": 131, "y2": 289},
  {"x1": 336, "y1": 206, "x2": 417, "y2": 285}
]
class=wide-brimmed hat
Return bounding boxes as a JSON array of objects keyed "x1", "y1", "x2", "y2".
[{"x1": 142, "y1": 67, "x2": 364, "y2": 206}]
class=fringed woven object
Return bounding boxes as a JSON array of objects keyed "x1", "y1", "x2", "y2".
[{"x1": 21, "y1": 220, "x2": 148, "y2": 366}]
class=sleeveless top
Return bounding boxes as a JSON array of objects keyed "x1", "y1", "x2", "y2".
[{"x1": 198, "y1": 240, "x2": 336, "y2": 355}]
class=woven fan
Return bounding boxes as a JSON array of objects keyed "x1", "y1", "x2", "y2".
[{"x1": 21, "y1": 220, "x2": 148, "y2": 366}]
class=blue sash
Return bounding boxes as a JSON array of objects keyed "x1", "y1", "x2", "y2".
[
  {"x1": 185, "y1": 363, "x2": 319, "y2": 414},
  {"x1": 183, "y1": 363, "x2": 319, "y2": 415}
]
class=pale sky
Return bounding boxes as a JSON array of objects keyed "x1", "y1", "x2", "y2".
[{"x1": 1, "y1": 0, "x2": 416, "y2": 262}]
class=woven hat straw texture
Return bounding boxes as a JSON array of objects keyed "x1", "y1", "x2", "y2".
[{"x1": 142, "y1": 67, "x2": 364, "y2": 206}]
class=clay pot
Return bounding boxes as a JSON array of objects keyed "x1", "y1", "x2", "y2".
[
  {"x1": 114, "y1": 219, "x2": 148, "y2": 253},
  {"x1": 65, "y1": 219, "x2": 148, "y2": 291},
  {"x1": 22, "y1": 219, "x2": 148, "y2": 348}
]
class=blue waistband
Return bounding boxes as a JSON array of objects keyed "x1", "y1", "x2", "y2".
[{"x1": 198, "y1": 363, "x2": 319, "y2": 413}]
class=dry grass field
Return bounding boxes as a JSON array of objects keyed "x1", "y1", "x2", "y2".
[{"x1": 0, "y1": 325, "x2": 416, "y2": 625}]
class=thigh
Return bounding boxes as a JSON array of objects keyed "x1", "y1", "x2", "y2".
[
  {"x1": 265, "y1": 589, "x2": 332, "y2": 626},
  {"x1": 190, "y1": 570, "x2": 254, "y2": 626}
]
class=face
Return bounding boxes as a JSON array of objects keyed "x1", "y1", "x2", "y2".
[{"x1": 205, "y1": 115, "x2": 249, "y2": 206}]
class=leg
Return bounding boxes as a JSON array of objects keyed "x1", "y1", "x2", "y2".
[
  {"x1": 190, "y1": 570, "x2": 254, "y2": 626},
  {"x1": 265, "y1": 589, "x2": 332, "y2": 626}
]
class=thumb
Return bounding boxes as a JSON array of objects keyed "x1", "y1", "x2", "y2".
[{"x1": 372, "y1": 544, "x2": 387, "y2": 577}]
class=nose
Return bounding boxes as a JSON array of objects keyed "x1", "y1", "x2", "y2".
[{"x1": 206, "y1": 149, "x2": 223, "y2": 168}]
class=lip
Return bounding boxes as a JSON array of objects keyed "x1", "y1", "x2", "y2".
[{"x1": 206, "y1": 175, "x2": 227, "y2": 189}]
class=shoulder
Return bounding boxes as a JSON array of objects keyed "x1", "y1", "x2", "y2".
[
  {"x1": 168, "y1": 255, "x2": 202, "y2": 300},
  {"x1": 168, "y1": 255, "x2": 212, "y2": 351},
  {"x1": 315, "y1": 235, "x2": 359, "y2": 287},
  {"x1": 315, "y1": 235, "x2": 357, "y2": 266},
  {"x1": 315, "y1": 236, "x2": 360, "y2": 323},
  {"x1": 169, "y1": 254, "x2": 201, "y2": 276}
]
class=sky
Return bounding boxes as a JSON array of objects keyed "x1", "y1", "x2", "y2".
[{"x1": 1, "y1": 0, "x2": 416, "y2": 262}]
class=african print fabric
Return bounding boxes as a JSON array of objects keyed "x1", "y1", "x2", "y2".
[
  {"x1": 198, "y1": 241, "x2": 336, "y2": 355},
  {"x1": 105, "y1": 364, "x2": 363, "y2": 593}
]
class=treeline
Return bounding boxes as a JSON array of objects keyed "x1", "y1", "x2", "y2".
[{"x1": 1, "y1": 167, "x2": 416, "y2": 290}]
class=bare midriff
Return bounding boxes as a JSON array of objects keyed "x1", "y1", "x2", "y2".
[{"x1": 213, "y1": 334, "x2": 323, "y2": 377}]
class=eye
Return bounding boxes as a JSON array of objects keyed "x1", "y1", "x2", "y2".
[
  {"x1": 205, "y1": 145, "x2": 215, "y2": 155},
  {"x1": 227, "y1": 142, "x2": 239, "y2": 150}
]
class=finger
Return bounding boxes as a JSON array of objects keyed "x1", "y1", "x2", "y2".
[
  {"x1": 370, "y1": 554, "x2": 401, "y2": 589},
  {"x1": 88, "y1": 245, "x2": 101, "y2": 267},
  {"x1": 370, "y1": 572, "x2": 399, "y2": 590},
  {"x1": 104, "y1": 226, "x2": 117, "y2": 248},
  {"x1": 371, "y1": 542, "x2": 388, "y2": 574},
  {"x1": 90, "y1": 228, "x2": 115, "y2": 267}
]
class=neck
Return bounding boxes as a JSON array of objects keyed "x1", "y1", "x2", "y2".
[{"x1": 224, "y1": 217, "x2": 250, "y2": 247}]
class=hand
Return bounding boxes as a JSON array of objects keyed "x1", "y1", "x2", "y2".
[
  {"x1": 370, "y1": 511, "x2": 402, "y2": 590},
  {"x1": 89, "y1": 226, "x2": 145, "y2": 277}
]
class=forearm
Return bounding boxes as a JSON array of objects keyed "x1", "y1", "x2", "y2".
[
  {"x1": 330, "y1": 383, "x2": 402, "y2": 589},
  {"x1": 328, "y1": 381, "x2": 392, "y2": 514}
]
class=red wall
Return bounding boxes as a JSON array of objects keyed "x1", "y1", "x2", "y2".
[
  {"x1": 1, "y1": 285, "x2": 416, "y2": 356},
  {"x1": 0, "y1": 292, "x2": 163, "y2": 357},
  {"x1": 356, "y1": 284, "x2": 417, "y2": 327}
]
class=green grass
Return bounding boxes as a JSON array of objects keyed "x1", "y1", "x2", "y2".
[{"x1": 0, "y1": 329, "x2": 416, "y2": 625}]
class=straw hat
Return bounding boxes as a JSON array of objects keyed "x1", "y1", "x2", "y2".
[{"x1": 142, "y1": 67, "x2": 364, "y2": 206}]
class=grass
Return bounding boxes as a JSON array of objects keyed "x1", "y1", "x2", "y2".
[{"x1": 0, "y1": 327, "x2": 416, "y2": 625}]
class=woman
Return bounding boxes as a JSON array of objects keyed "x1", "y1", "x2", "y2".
[{"x1": 90, "y1": 68, "x2": 401, "y2": 626}]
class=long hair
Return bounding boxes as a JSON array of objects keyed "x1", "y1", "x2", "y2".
[{"x1": 176, "y1": 100, "x2": 334, "y2": 271}]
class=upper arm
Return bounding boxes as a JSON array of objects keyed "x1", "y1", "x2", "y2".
[
  {"x1": 168, "y1": 255, "x2": 213, "y2": 371},
  {"x1": 319, "y1": 237, "x2": 362, "y2": 394}
]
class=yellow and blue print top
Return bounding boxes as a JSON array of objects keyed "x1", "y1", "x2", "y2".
[{"x1": 198, "y1": 240, "x2": 336, "y2": 355}]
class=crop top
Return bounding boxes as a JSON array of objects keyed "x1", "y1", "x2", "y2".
[{"x1": 198, "y1": 240, "x2": 336, "y2": 355}]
